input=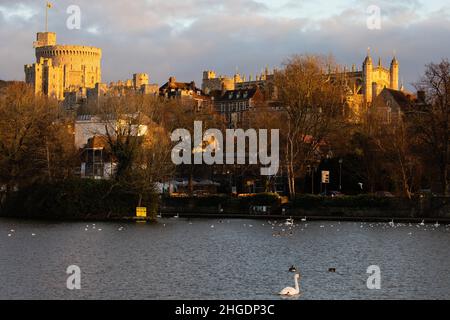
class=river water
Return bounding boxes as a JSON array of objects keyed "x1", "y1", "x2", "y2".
[{"x1": 0, "y1": 218, "x2": 449, "y2": 300}]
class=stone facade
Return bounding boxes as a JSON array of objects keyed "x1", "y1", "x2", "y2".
[
  {"x1": 201, "y1": 68, "x2": 275, "y2": 96},
  {"x1": 201, "y1": 71, "x2": 236, "y2": 94},
  {"x1": 214, "y1": 87, "x2": 264, "y2": 128},
  {"x1": 160, "y1": 77, "x2": 212, "y2": 112},
  {"x1": 25, "y1": 32, "x2": 102, "y2": 101},
  {"x1": 330, "y1": 53, "x2": 400, "y2": 120}
]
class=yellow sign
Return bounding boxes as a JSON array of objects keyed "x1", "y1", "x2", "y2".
[
  {"x1": 321, "y1": 171, "x2": 330, "y2": 184},
  {"x1": 136, "y1": 207, "x2": 147, "y2": 218}
]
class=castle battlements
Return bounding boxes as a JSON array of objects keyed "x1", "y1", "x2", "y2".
[{"x1": 25, "y1": 31, "x2": 102, "y2": 101}]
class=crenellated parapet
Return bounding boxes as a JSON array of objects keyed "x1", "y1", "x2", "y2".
[
  {"x1": 25, "y1": 32, "x2": 103, "y2": 101},
  {"x1": 35, "y1": 45, "x2": 102, "y2": 60}
]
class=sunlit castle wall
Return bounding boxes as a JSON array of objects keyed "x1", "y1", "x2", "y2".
[{"x1": 35, "y1": 44, "x2": 102, "y2": 91}]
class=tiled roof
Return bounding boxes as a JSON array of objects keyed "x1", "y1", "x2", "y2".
[
  {"x1": 384, "y1": 88, "x2": 414, "y2": 110},
  {"x1": 216, "y1": 88, "x2": 258, "y2": 102}
]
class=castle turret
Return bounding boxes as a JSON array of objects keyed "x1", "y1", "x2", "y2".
[
  {"x1": 390, "y1": 56, "x2": 399, "y2": 90},
  {"x1": 363, "y1": 52, "x2": 373, "y2": 103},
  {"x1": 203, "y1": 70, "x2": 216, "y2": 80},
  {"x1": 234, "y1": 73, "x2": 242, "y2": 84},
  {"x1": 133, "y1": 73, "x2": 149, "y2": 90},
  {"x1": 34, "y1": 32, "x2": 56, "y2": 48}
]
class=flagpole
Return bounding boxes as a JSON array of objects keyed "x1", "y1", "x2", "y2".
[{"x1": 45, "y1": 2, "x2": 48, "y2": 32}]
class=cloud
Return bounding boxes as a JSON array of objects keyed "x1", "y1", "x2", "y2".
[{"x1": 0, "y1": 0, "x2": 449, "y2": 92}]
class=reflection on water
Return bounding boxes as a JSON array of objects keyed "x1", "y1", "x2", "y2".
[{"x1": 1, "y1": 218, "x2": 450, "y2": 300}]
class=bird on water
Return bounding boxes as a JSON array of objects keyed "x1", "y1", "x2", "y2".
[{"x1": 279, "y1": 273, "x2": 301, "y2": 296}]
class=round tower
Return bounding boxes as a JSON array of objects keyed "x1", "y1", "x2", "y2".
[
  {"x1": 35, "y1": 42, "x2": 102, "y2": 90},
  {"x1": 363, "y1": 52, "x2": 373, "y2": 103},
  {"x1": 390, "y1": 56, "x2": 399, "y2": 90}
]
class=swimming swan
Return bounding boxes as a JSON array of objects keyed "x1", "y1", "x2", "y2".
[{"x1": 279, "y1": 273, "x2": 301, "y2": 296}]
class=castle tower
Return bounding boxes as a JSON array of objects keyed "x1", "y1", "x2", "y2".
[
  {"x1": 234, "y1": 73, "x2": 242, "y2": 84},
  {"x1": 203, "y1": 70, "x2": 216, "y2": 80},
  {"x1": 25, "y1": 29, "x2": 102, "y2": 101},
  {"x1": 33, "y1": 32, "x2": 56, "y2": 48},
  {"x1": 363, "y1": 52, "x2": 373, "y2": 103},
  {"x1": 390, "y1": 56, "x2": 399, "y2": 90},
  {"x1": 133, "y1": 73, "x2": 149, "y2": 90}
]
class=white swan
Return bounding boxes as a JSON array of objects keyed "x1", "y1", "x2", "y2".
[
  {"x1": 279, "y1": 273, "x2": 301, "y2": 296},
  {"x1": 284, "y1": 218, "x2": 294, "y2": 227},
  {"x1": 419, "y1": 220, "x2": 425, "y2": 226}
]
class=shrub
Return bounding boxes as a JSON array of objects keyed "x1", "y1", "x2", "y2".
[
  {"x1": 162, "y1": 193, "x2": 281, "y2": 209},
  {"x1": 0, "y1": 179, "x2": 158, "y2": 219},
  {"x1": 292, "y1": 194, "x2": 394, "y2": 209}
]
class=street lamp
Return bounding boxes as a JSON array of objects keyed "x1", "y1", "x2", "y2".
[
  {"x1": 339, "y1": 158, "x2": 343, "y2": 192},
  {"x1": 307, "y1": 165, "x2": 313, "y2": 194}
]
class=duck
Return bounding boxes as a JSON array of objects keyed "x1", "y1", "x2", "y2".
[{"x1": 289, "y1": 265, "x2": 297, "y2": 272}]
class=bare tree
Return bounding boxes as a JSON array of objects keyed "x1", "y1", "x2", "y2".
[
  {"x1": 275, "y1": 55, "x2": 346, "y2": 198},
  {"x1": 372, "y1": 115, "x2": 420, "y2": 199},
  {"x1": 413, "y1": 59, "x2": 450, "y2": 195},
  {"x1": 0, "y1": 83, "x2": 76, "y2": 194},
  {"x1": 91, "y1": 93, "x2": 181, "y2": 213}
]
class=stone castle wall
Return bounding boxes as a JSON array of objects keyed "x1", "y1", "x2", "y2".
[{"x1": 35, "y1": 45, "x2": 102, "y2": 90}]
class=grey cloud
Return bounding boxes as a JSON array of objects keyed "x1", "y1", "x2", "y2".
[{"x1": 0, "y1": 0, "x2": 449, "y2": 92}]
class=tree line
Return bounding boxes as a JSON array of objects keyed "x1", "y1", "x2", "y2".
[{"x1": 0, "y1": 56, "x2": 449, "y2": 209}]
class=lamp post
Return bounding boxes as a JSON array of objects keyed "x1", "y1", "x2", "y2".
[
  {"x1": 339, "y1": 158, "x2": 343, "y2": 192},
  {"x1": 307, "y1": 165, "x2": 313, "y2": 194}
]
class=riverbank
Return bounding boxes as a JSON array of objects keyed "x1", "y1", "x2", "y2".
[
  {"x1": 160, "y1": 193, "x2": 450, "y2": 221},
  {"x1": 1, "y1": 180, "x2": 450, "y2": 222},
  {"x1": 1, "y1": 212, "x2": 450, "y2": 224}
]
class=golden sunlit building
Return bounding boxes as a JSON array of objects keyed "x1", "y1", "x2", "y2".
[{"x1": 24, "y1": 32, "x2": 102, "y2": 101}]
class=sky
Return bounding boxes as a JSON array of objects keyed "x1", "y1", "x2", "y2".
[{"x1": 0, "y1": 0, "x2": 450, "y2": 91}]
